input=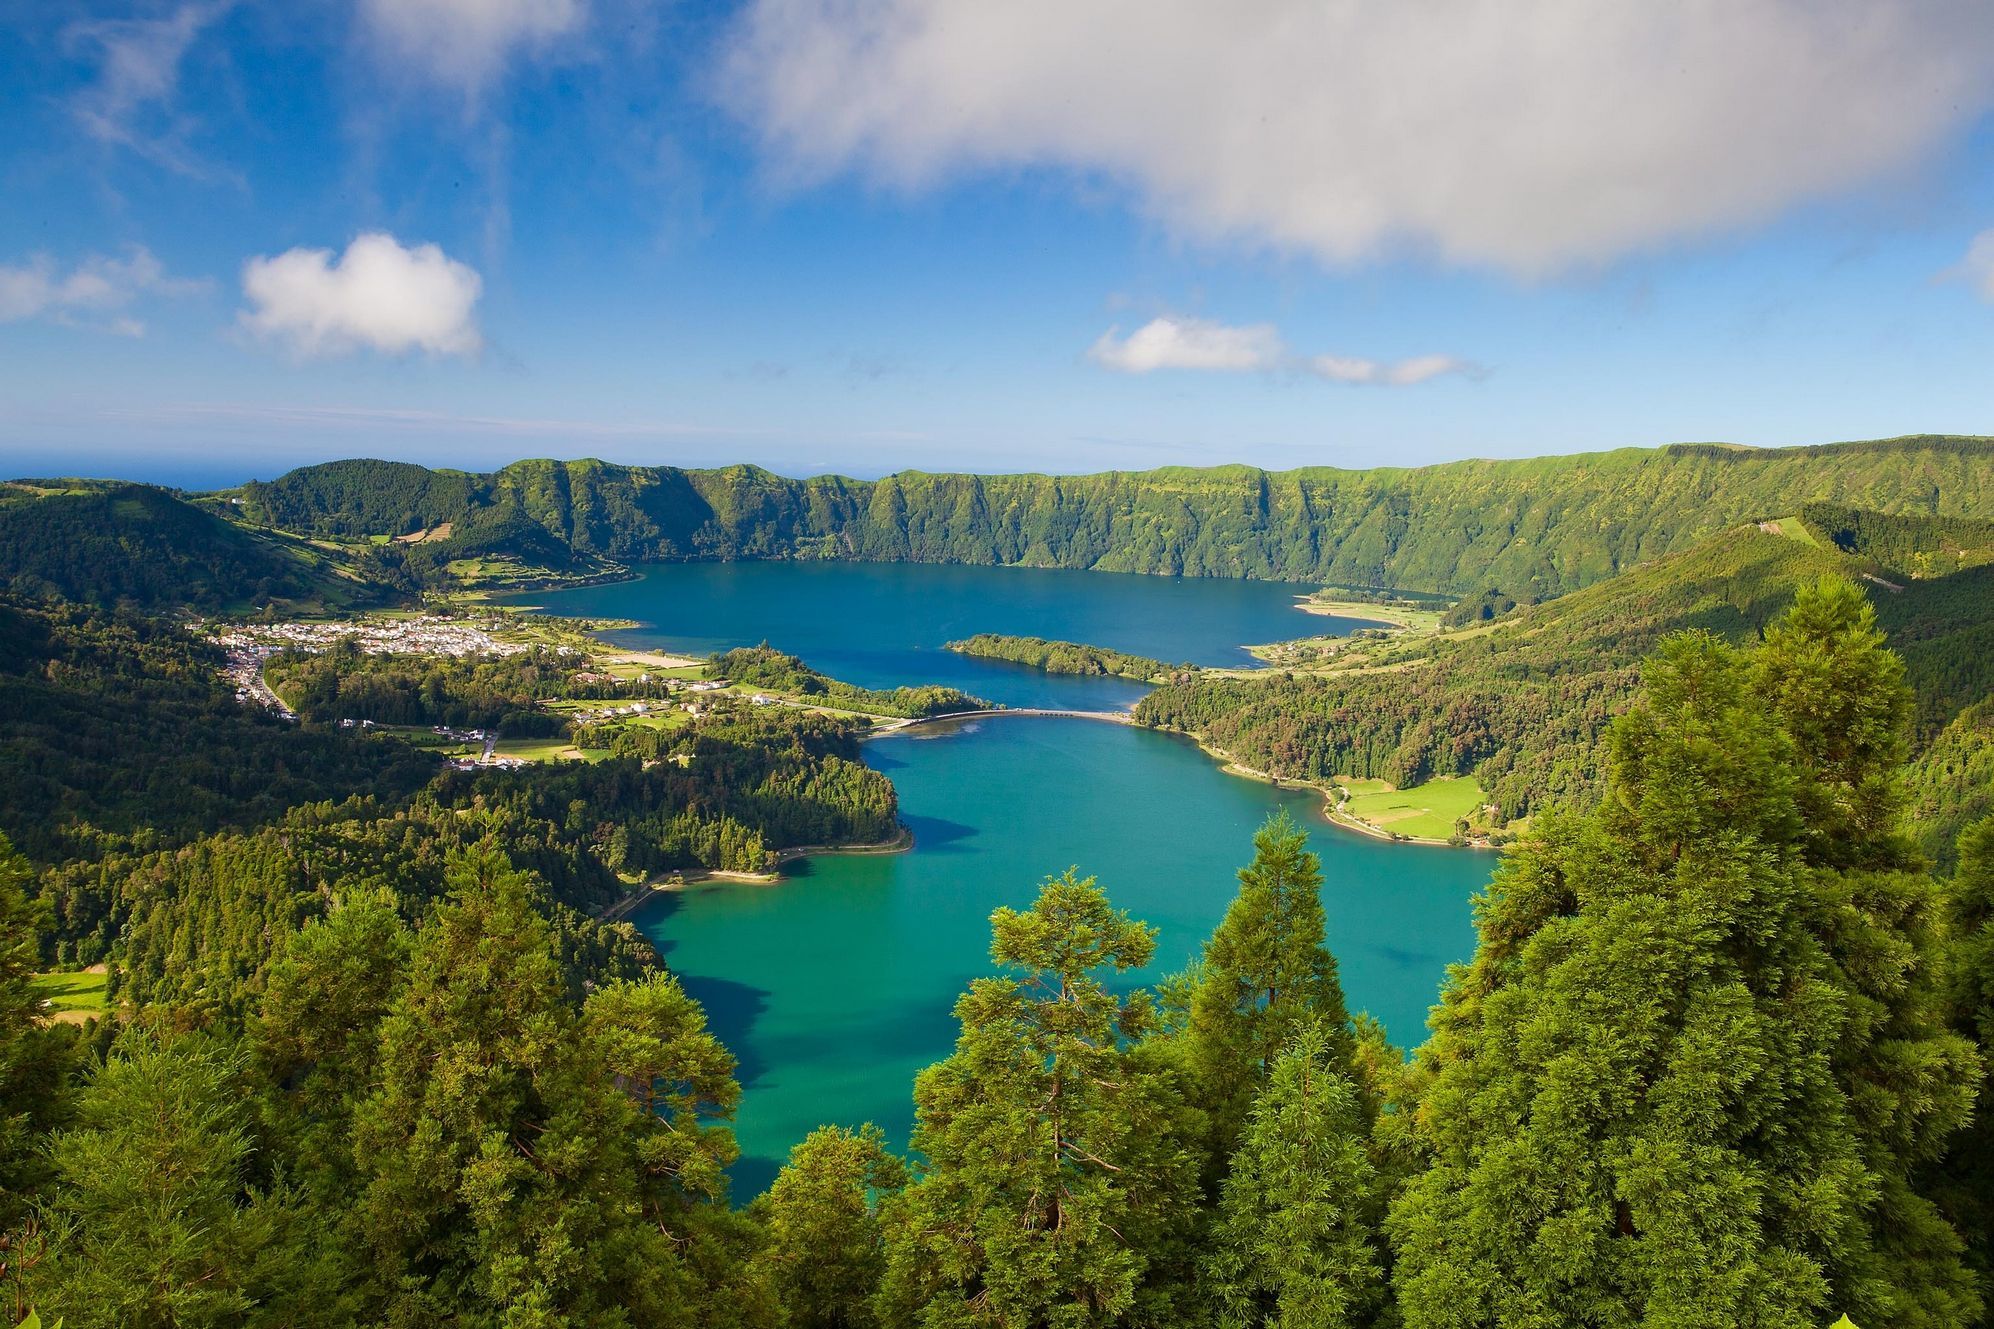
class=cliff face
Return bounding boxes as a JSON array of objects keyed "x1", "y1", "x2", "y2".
[{"x1": 235, "y1": 435, "x2": 1994, "y2": 596}]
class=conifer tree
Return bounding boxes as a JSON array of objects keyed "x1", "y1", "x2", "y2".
[
  {"x1": 16, "y1": 1028, "x2": 351, "y2": 1328},
  {"x1": 0, "y1": 834, "x2": 76, "y2": 1230},
  {"x1": 1184, "y1": 812, "x2": 1356, "y2": 1163},
  {"x1": 1391, "y1": 632, "x2": 1866, "y2": 1327},
  {"x1": 1389, "y1": 591, "x2": 1982, "y2": 1329},
  {"x1": 1936, "y1": 815, "x2": 1994, "y2": 1294},
  {"x1": 1754, "y1": 581, "x2": 1979, "y2": 1326},
  {"x1": 250, "y1": 894, "x2": 413, "y2": 1205},
  {"x1": 1201, "y1": 1023, "x2": 1384, "y2": 1329},
  {"x1": 1751, "y1": 576, "x2": 1914, "y2": 871},
  {"x1": 350, "y1": 850, "x2": 757, "y2": 1328},
  {"x1": 879, "y1": 870, "x2": 1198, "y2": 1329},
  {"x1": 756, "y1": 1124, "x2": 907, "y2": 1329},
  {"x1": 583, "y1": 972, "x2": 744, "y2": 1205}
]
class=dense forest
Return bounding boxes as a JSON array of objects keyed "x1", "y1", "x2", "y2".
[
  {"x1": 0, "y1": 482, "x2": 360, "y2": 612},
  {"x1": 1802, "y1": 501, "x2": 1994, "y2": 579},
  {"x1": 236, "y1": 435, "x2": 1994, "y2": 597},
  {"x1": 946, "y1": 634, "x2": 1185, "y2": 682},
  {"x1": 0, "y1": 593, "x2": 901, "y2": 959},
  {"x1": 0, "y1": 595, "x2": 437, "y2": 867},
  {"x1": 264, "y1": 643, "x2": 580, "y2": 735},
  {"x1": 5, "y1": 579, "x2": 1993, "y2": 1327},
  {"x1": 1138, "y1": 522, "x2": 1994, "y2": 858}
]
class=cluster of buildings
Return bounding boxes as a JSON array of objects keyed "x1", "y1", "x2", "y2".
[
  {"x1": 205, "y1": 614, "x2": 792, "y2": 765},
  {"x1": 447, "y1": 755, "x2": 528, "y2": 772},
  {"x1": 210, "y1": 615, "x2": 559, "y2": 722},
  {"x1": 571, "y1": 677, "x2": 740, "y2": 725},
  {"x1": 221, "y1": 646, "x2": 295, "y2": 718},
  {"x1": 211, "y1": 616, "x2": 554, "y2": 659}
]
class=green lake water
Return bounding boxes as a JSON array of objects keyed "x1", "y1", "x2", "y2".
[{"x1": 512, "y1": 562, "x2": 1495, "y2": 1191}]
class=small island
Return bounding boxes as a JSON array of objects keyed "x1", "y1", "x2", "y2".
[
  {"x1": 708, "y1": 645, "x2": 992, "y2": 718},
  {"x1": 946, "y1": 633, "x2": 1191, "y2": 683}
]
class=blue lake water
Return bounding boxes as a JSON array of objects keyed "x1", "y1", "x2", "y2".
[
  {"x1": 501, "y1": 560, "x2": 1378, "y2": 710},
  {"x1": 511, "y1": 562, "x2": 1494, "y2": 1191}
]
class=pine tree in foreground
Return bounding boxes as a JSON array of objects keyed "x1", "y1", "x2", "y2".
[
  {"x1": 1202, "y1": 1022, "x2": 1384, "y2": 1329},
  {"x1": 15, "y1": 1028, "x2": 350, "y2": 1328},
  {"x1": 350, "y1": 850, "x2": 764, "y2": 1328},
  {"x1": 1387, "y1": 582, "x2": 1981, "y2": 1329},
  {"x1": 1752, "y1": 580, "x2": 1979, "y2": 1327},
  {"x1": 879, "y1": 870, "x2": 1199, "y2": 1329},
  {"x1": 1182, "y1": 812, "x2": 1357, "y2": 1171},
  {"x1": 756, "y1": 1123, "x2": 907, "y2": 1329},
  {"x1": 1935, "y1": 815, "x2": 1994, "y2": 1299},
  {"x1": 0, "y1": 833, "x2": 76, "y2": 1233}
]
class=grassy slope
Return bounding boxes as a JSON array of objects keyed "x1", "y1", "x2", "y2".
[
  {"x1": 32, "y1": 967, "x2": 108, "y2": 1019},
  {"x1": 231, "y1": 435, "x2": 1994, "y2": 597}
]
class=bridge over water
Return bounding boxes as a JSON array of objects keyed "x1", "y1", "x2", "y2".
[{"x1": 879, "y1": 706, "x2": 1135, "y2": 732}]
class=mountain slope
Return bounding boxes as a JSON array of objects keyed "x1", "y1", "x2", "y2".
[
  {"x1": 0, "y1": 481, "x2": 371, "y2": 612},
  {"x1": 235, "y1": 435, "x2": 1994, "y2": 597},
  {"x1": 1136, "y1": 520, "x2": 1992, "y2": 857}
]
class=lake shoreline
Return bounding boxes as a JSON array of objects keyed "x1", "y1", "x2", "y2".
[
  {"x1": 595, "y1": 825, "x2": 917, "y2": 920},
  {"x1": 518, "y1": 559, "x2": 1489, "y2": 854},
  {"x1": 1144, "y1": 722, "x2": 1496, "y2": 851}
]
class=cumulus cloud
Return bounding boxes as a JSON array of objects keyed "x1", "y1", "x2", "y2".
[
  {"x1": 360, "y1": 0, "x2": 586, "y2": 90},
  {"x1": 1088, "y1": 316, "x2": 1283, "y2": 373},
  {"x1": 0, "y1": 247, "x2": 204, "y2": 336},
  {"x1": 1955, "y1": 229, "x2": 1994, "y2": 301},
  {"x1": 240, "y1": 233, "x2": 483, "y2": 358},
  {"x1": 722, "y1": 0, "x2": 1994, "y2": 275},
  {"x1": 65, "y1": 3, "x2": 229, "y2": 176},
  {"x1": 1090, "y1": 316, "x2": 1473, "y2": 386}
]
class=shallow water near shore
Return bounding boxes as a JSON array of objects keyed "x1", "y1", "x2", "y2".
[{"x1": 515, "y1": 562, "x2": 1495, "y2": 1191}]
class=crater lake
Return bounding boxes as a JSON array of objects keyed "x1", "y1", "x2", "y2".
[{"x1": 506, "y1": 561, "x2": 1495, "y2": 1189}]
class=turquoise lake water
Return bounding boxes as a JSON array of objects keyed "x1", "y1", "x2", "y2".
[{"x1": 512, "y1": 562, "x2": 1495, "y2": 1191}]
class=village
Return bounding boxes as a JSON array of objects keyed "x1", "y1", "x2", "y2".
[
  {"x1": 210, "y1": 615, "x2": 550, "y2": 660},
  {"x1": 205, "y1": 612, "x2": 790, "y2": 769}
]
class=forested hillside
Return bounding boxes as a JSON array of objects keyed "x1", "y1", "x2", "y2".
[
  {"x1": 1138, "y1": 520, "x2": 1994, "y2": 857},
  {"x1": 0, "y1": 591, "x2": 901, "y2": 965},
  {"x1": 1803, "y1": 501, "x2": 1994, "y2": 578},
  {"x1": 0, "y1": 596, "x2": 436, "y2": 869},
  {"x1": 6, "y1": 581, "x2": 1992, "y2": 1326},
  {"x1": 0, "y1": 481, "x2": 364, "y2": 612},
  {"x1": 235, "y1": 435, "x2": 1994, "y2": 596}
]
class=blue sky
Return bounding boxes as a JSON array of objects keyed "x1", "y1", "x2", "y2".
[{"x1": 4, "y1": 1, "x2": 1994, "y2": 487}]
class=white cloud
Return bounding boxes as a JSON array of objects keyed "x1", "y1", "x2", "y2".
[
  {"x1": 240, "y1": 233, "x2": 484, "y2": 358},
  {"x1": 360, "y1": 0, "x2": 586, "y2": 90},
  {"x1": 0, "y1": 247, "x2": 203, "y2": 336},
  {"x1": 65, "y1": 3, "x2": 229, "y2": 177},
  {"x1": 1310, "y1": 353, "x2": 1474, "y2": 387},
  {"x1": 722, "y1": 0, "x2": 1994, "y2": 275},
  {"x1": 1956, "y1": 229, "x2": 1994, "y2": 301},
  {"x1": 1091, "y1": 315, "x2": 1473, "y2": 386},
  {"x1": 1089, "y1": 316, "x2": 1283, "y2": 373}
]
